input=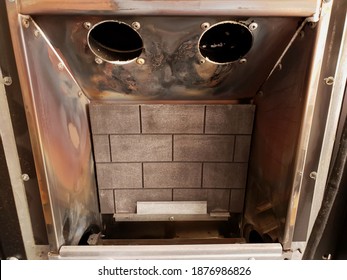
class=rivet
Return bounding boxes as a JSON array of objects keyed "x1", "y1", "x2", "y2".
[
  {"x1": 201, "y1": 22, "x2": 210, "y2": 30},
  {"x1": 169, "y1": 216, "x2": 175, "y2": 221},
  {"x1": 95, "y1": 57, "x2": 103, "y2": 65},
  {"x1": 83, "y1": 22, "x2": 92, "y2": 30},
  {"x1": 249, "y1": 22, "x2": 258, "y2": 31},
  {"x1": 78, "y1": 91, "x2": 83, "y2": 97},
  {"x1": 21, "y1": 174, "x2": 30, "y2": 181},
  {"x1": 239, "y1": 58, "x2": 247, "y2": 64},
  {"x1": 310, "y1": 171, "x2": 317, "y2": 180},
  {"x1": 324, "y1": 76, "x2": 334, "y2": 86},
  {"x1": 136, "y1": 58, "x2": 145, "y2": 65},
  {"x1": 57, "y1": 62, "x2": 64, "y2": 71},
  {"x1": 132, "y1": 22, "x2": 141, "y2": 30},
  {"x1": 2, "y1": 76, "x2": 13, "y2": 86},
  {"x1": 22, "y1": 18, "x2": 30, "y2": 28},
  {"x1": 34, "y1": 29, "x2": 40, "y2": 38}
]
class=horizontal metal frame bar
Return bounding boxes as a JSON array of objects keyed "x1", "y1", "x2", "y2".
[
  {"x1": 18, "y1": 0, "x2": 321, "y2": 17},
  {"x1": 113, "y1": 213, "x2": 229, "y2": 222},
  {"x1": 50, "y1": 243, "x2": 284, "y2": 259}
]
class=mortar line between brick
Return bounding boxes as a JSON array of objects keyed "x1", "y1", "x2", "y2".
[
  {"x1": 203, "y1": 106, "x2": 207, "y2": 134},
  {"x1": 232, "y1": 135, "x2": 237, "y2": 162},
  {"x1": 108, "y1": 134, "x2": 112, "y2": 162},
  {"x1": 228, "y1": 188, "x2": 232, "y2": 213},
  {"x1": 172, "y1": 134, "x2": 174, "y2": 161},
  {"x1": 141, "y1": 162, "x2": 144, "y2": 188},
  {"x1": 139, "y1": 105, "x2": 142, "y2": 133},
  {"x1": 201, "y1": 162, "x2": 204, "y2": 188}
]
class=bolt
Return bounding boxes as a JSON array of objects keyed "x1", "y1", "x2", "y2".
[
  {"x1": 324, "y1": 76, "x2": 334, "y2": 86},
  {"x1": 21, "y1": 174, "x2": 30, "y2": 181},
  {"x1": 2, "y1": 76, "x2": 13, "y2": 86},
  {"x1": 78, "y1": 91, "x2": 83, "y2": 97},
  {"x1": 199, "y1": 58, "x2": 206, "y2": 64},
  {"x1": 278, "y1": 63, "x2": 283, "y2": 70},
  {"x1": 239, "y1": 58, "x2": 247, "y2": 64},
  {"x1": 34, "y1": 29, "x2": 40, "y2": 38},
  {"x1": 299, "y1": 31, "x2": 305, "y2": 39},
  {"x1": 22, "y1": 18, "x2": 30, "y2": 28},
  {"x1": 132, "y1": 22, "x2": 141, "y2": 30},
  {"x1": 310, "y1": 171, "x2": 317, "y2": 180},
  {"x1": 136, "y1": 58, "x2": 145, "y2": 65},
  {"x1": 169, "y1": 216, "x2": 175, "y2": 221},
  {"x1": 249, "y1": 22, "x2": 258, "y2": 31},
  {"x1": 57, "y1": 62, "x2": 64, "y2": 71},
  {"x1": 83, "y1": 22, "x2": 92, "y2": 30},
  {"x1": 201, "y1": 22, "x2": 210, "y2": 30},
  {"x1": 95, "y1": 57, "x2": 103, "y2": 65}
]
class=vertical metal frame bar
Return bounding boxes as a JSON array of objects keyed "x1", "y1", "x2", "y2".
[
  {"x1": 308, "y1": 15, "x2": 347, "y2": 237},
  {"x1": 282, "y1": 1, "x2": 333, "y2": 250},
  {"x1": 0, "y1": 68, "x2": 49, "y2": 259}
]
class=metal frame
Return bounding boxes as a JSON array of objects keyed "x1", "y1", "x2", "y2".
[
  {"x1": 0, "y1": 68, "x2": 49, "y2": 259},
  {"x1": 18, "y1": 0, "x2": 322, "y2": 18},
  {"x1": 5, "y1": 0, "x2": 347, "y2": 260},
  {"x1": 50, "y1": 243, "x2": 284, "y2": 260}
]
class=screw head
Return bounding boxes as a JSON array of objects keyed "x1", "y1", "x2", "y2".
[
  {"x1": 239, "y1": 58, "x2": 247, "y2": 64},
  {"x1": 136, "y1": 58, "x2": 145, "y2": 65},
  {"x1": 78, "y1": 91, "x2": 83, "y2": 97},
  {"x1": 201, "y1": 22, "x2": 210, "y2": 30},
  {"x1": 310, "y1": 171, "x2": 317, "y2": 180},
  {"x1": 132, "y1": 22, "x2": 141, "y2": 30},
  {"x1": 169, "y1": 216, "x2": 175, "y2": 222},
  {"x1": 22, "y1": 18, "x2": 30, "y2": 28},
  {"x1": 95, "y1": 57, "x2": 103, "y2": 65},
  {"x1": 34, "y1": 29, "x2": 40, "y2": 37},
  {"x1": 57, "y1": 62, "x2": 64, "y2": 71},
  {"x1": 21, "y1": 174, "x2": 30, "y2": 181},
  {"x1": 83, "y1": 22, "x2": 92, "y2": 30},
  {"x1": 2, "y1": 76, "x2": 13, "y2": 86},
  {"x1": 324, "y1": 76, "x2": 334, "y2": 86},
  {"x1": 249, "y1": 22, "x2": 258, "y2": 31}
]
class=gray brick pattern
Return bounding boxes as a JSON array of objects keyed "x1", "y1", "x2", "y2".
[
  {"x1": 143, "y1": 163, "x2": 202, "y2": 188},
  {"x1": 90, "y1": 103, "x2": 140, "y2": 134},
  {"x1": 96, "y1": 163, "x2": 142, "y2": 189},
  {"x1": 99, "y1": 190, "x2": 114, "y2": 213},
  {"x1": 174, "y1": 135, "x2": 234, "y2": 162},
  {"x1": 111, "y1": 135, "x2": 172, "y2": 162},
  {"x1": 203, "y1": 163, "x2": 248, "y2": 189},
  {"x1": 90, "y1": 103, "x2": 254, "y2": 214},
  {"x1": 93, "y1": 135, "x2": 110, "y2": 162},
  {"x1": 141, "y1": 105, "x2": 204, "y2": 134},
  {"x1": 205, "y1": 105, "x2": 255, "y2": 134}
]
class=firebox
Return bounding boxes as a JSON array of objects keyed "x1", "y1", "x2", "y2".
[{"x1": 1, "y1": 0, "x2": 347, "y2": 259}]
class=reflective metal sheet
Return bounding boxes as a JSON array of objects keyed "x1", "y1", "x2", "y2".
[
  {"x1": 13, "y1": 16, "x2": 100, "y2": 251},
  {"x1": 34, "y1": 16, "x2": 300, "y2": 101},
  {"x1": 18, "y1": 0, "x2": 321, "y2": 18}
]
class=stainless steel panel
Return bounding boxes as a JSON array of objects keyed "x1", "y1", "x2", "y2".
[
  {"x1": 33, "y1": 16, "x2": 300, "y2": 100},
  {"x1": 7, "y1": 15, "x2": 100, "y2": 251},
  {"x1": 18, "y1": 0, "x2": 321, "y2": 18}
]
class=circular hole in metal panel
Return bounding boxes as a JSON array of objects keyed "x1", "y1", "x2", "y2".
[
  {"x1": 88, "y1": 20, "x2": 143, "y2": 64},
  {"x1": 198, "y1": 21, "x2": 253, "y2": 64}
]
